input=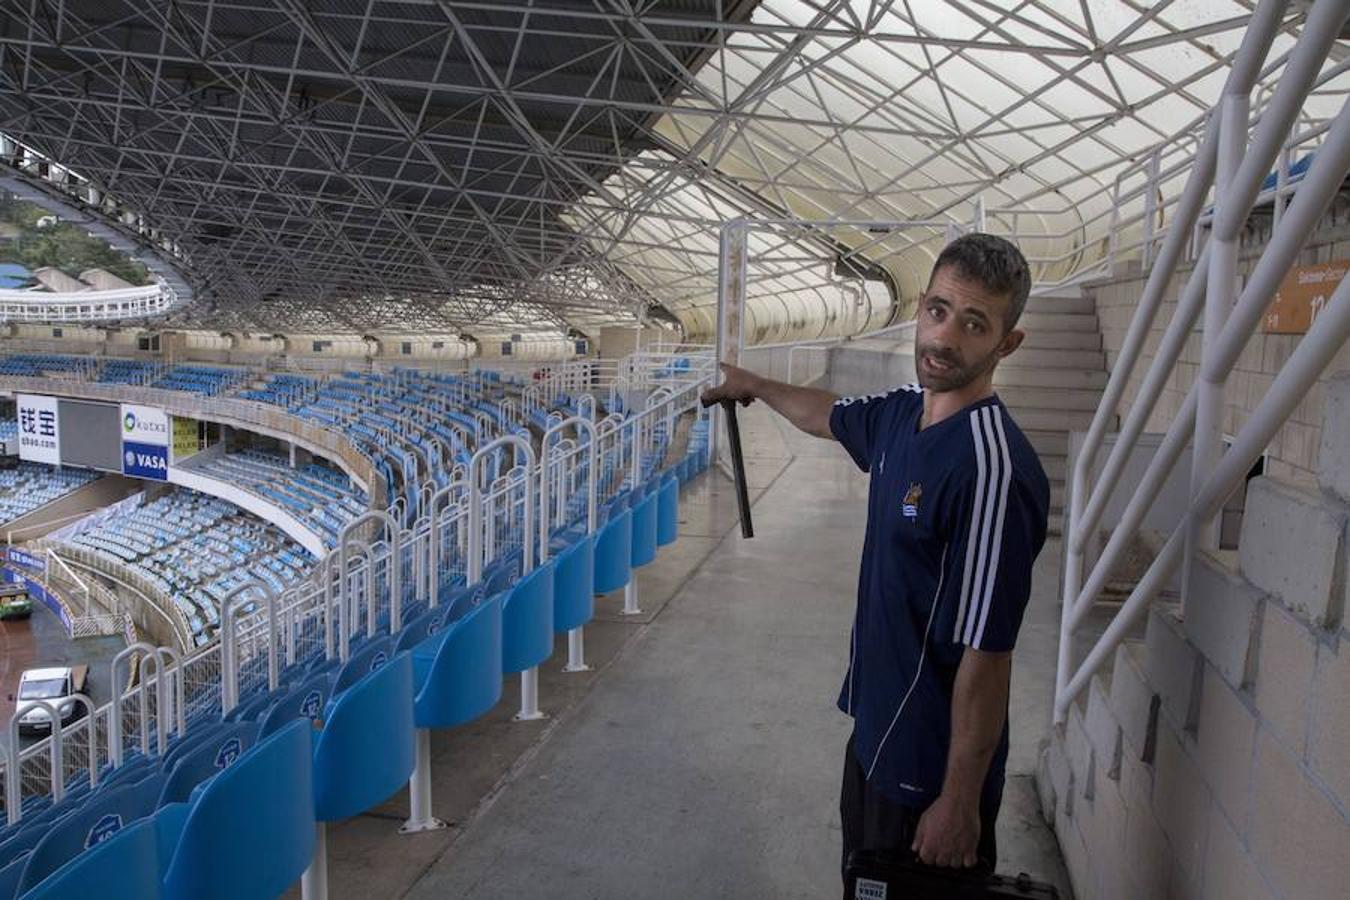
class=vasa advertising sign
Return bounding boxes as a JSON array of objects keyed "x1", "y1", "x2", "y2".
[
  {"x1": 120, "y1": 404, "x2": 170, "y2": 481},
  {"x1": 122, "y1": 441, "x2": 169, "y2": 480}
]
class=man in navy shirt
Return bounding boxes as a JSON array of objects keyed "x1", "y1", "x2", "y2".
[{"x1": 702, "y1": 234, "x2": 1049, "y2": 883}]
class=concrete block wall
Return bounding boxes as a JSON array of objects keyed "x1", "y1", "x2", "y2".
[
  {"x1": 1037, "y1": 374, "x2": 1350, "y2": 900},
  {"x1": 1089, "y1": 210, "x2": 1350, "y2": 488}
]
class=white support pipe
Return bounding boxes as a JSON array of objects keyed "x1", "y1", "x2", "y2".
[
  {"x1": 1212, "y1": 0, "x2": 1350, "y2": 244},
  {"x1": 469, "y1": 434, "x2": 537, "y2": 720},
  {"x1": 7, "y1": 699, "x2": 67, "y2": 816},
  {"x1": 468, "y1": 435, "x2": 536, "y2": 584},
  {"x1": 1186, "y1": 92, "x2": 1249, "y2": 607},
  {"x1": 302, "y1": 822, "x2": 329, "y2": 900},
  {"x1": 321, "y1": 554, "x2": 337, "y2": 661},
  {"x1": 1075, "y1": 243, "x2": 1212, "y2": 552},
  {"x1": 3, "y1": 711, "x2": 20, "y2": 826},
  {"x1": 1072, "y1": 100, "x2": 1349, "y2": 616},
  {"x1": 623, "y1": 413, "x2": 645, "y2": 617},
  {"x1": 410, "y1": 516, "x2": 430, "y2": 605},
  {"x1": 337, "y1": 510, "x2": 401, "y2": 660},
  {"x1": 344, "y1": 540, "x2": 375, "y2": 641},
  {"x1": 220, "y1": 581, "x2": 279, "y2": 717},
  {"x1": 1055, "y1": 0, "x2": 1287, "y2": 720},
  {"x1": 401, "y1": 727, "x2": 446, "y2": 834},
  {"x1": 427, "y1": 480, "x2": 468, "y2": 609},
  {"x1": 541, "y1": 417, "x2": 599, "y2": 674},
  {"x1": 1205, "y1": 98, "x2": 1350, "y2": 378},
  {"x1": 108, "y1": 642, "x2": 156, "y2": 768},
  {"x1": 145, "y1": 649, "x2": 172, "y2": 756}
]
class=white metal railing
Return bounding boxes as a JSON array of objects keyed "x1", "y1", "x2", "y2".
[
  {"x1": 984, "y1": 44, "x2": 1345, "y2": 290},
  {"x1": 1054, "y1": 0, "x2": 1350, "y2": 724},
  {"x1": 0, "y1": 282, "x2": 183, "y2": 323},
  {"x1": 0, "y1": 133, "x2": 194, "y2": 315},
  {"x1": 1, "y1": 348, "x2": 713, "y2": 822}
]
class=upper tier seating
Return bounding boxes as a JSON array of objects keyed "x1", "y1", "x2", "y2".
[
  {"x1": 62, "y1": 490, "x2": 314, "y2": 647},
  {"x1": 150, "y1": 365, "x2": 251, "y2": 397},
  {"x1": 193, "y1": 450, "x2": 367, "y2": 549},
  {"x1": 0, "y1": 462, "x2": 99, "y2": 522}
]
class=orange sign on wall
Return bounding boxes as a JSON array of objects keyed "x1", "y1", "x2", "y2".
[{"x1": 1263, "y1": 260, "x2": 1346, "y2": 334}]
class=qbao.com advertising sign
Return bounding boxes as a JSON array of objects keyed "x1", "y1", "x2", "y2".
[
  {"x1": 122, "y1": 441, "x2": 169, "y2": 480},
  {"x1": 16, "y1": 394, "x2": 60, "y2": 465}
]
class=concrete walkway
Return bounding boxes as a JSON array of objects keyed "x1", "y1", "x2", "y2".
[{"x1": 305, "y1": 403, "x2": 1071, "y2": 898}]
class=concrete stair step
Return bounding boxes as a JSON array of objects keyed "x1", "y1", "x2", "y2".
[
  {"x1": 1015, "y1": 407, "x2": 1102, "y2": 431},
  {"x1": 1029, "y1": 285, "x2": 1086, "y2": 300},
  {"x1": 1000, "y1": 386, "x2": 1104, "y2": 411},
  {"x1": 1019, "y1": 330, "x2": 1102, "y2": 351},
  {"x1": 1023, "y1": 429, "x2": 1070, "y2": 457},
  {"x1": 1018, "y1": 311, "x2": 1100, "y2": 333},
  {"x1": 1041, "y1": 454, "x2": 1067, "y2": 482},
  {"x1": 1006, "y1": 347, "x2": 1105, "y2": 369},
  {"x1": 995, "y1": 365, "x2": 1108, "y2": 389},
  {"x1": 1024, "y1": 296, "x2": 1090, "y2": 315}
]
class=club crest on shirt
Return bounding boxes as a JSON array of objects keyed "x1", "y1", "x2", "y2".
[{"x1": 901, "y1": 482, "x2": 922, "y2": 519}]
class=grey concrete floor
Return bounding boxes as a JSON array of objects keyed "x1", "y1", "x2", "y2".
[{"x1": 310, "y1": 404, "x2": 1072, "y2": 899}]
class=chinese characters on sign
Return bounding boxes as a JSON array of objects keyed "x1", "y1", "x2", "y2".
[{"x1": 15, "y1": 394, "x2": 60, "y2": 464}]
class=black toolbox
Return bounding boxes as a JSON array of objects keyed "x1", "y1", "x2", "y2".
[{"x1": 844, "y1": 851, "x2": 1061, "y2": 899}]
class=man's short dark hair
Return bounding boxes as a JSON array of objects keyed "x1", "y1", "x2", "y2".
[{"x1": 929, "y1": 233, "x2": 1032, "y2": 333}]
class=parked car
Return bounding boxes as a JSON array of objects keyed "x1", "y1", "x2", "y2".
[
  {"x1": 0, "y1": 583, "x2": 31, "y2": 620},
  {"x1": 10, "y1": 665, "x2": 89, "y2": 734}
]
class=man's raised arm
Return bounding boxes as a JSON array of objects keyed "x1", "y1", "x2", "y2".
[{"x1": 700, "y1": 363, "x2": 838, "y2": 440}]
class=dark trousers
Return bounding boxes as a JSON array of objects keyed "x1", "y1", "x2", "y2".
[{"x1": 839, "y1": 731, "x2": 999, "y2": 890}]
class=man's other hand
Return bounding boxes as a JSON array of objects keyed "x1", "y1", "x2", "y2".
[
  {"x1": 910, "y1": 793, "x2": 981, "y2": 868},
  {"x1": 700, "y1": 363, "x2": 761, "y2": 408}
]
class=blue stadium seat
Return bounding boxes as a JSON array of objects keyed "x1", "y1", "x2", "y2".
[
  {"x1": 16, "y1": 774, "x2": 165, "y2": 896},
  {"x1": 502, "y1": 561, "x2": 555, "y2": 675},
  {"x1": 412, "y1": 594, "x2": 503, "y2": 730},
  {"x1": 552, "y1": 534, "x2": 595, "y2": 633},
  {"x1": 313, "y1": 652, "x2": 415, "y2": 821},
  {"x1": 159, "y1": 720, "x2": 315, "y2": 900},
  {"x1": 657, "y1": 472, "x2": 679, "y2": 546},
  {"x1": 332, "y1": 635, "x2": 393, "y2": 695},
  {"x1": 593, "y1": 508, "x2": 632, "y2": 594},
  {"x1": 395, "y1": 606, "x2": 448, "y2": 654},
  {"x1": 14, "y1": 818, "x2": 162, "y2": 900},
  {"x1": 0, "y1": 853, "x2": 27, "y2": 900},
  {"x1": 630, "y1": 490, "x2": 658, "y2": 569},
  {"x1": 258, "y1": 674, "x2": 332, "y2": 739},
  {"x1": 157, "y1": 722, "x2": 260, "y2": 807}
]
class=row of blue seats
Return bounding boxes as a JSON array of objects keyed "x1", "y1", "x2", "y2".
[
  {"x1": 0, "y1": 437, "x2": 712, "y2": 899},
  {"x1": 150, "y1": 366, "x2": 249, "y2": 398},
  {"x1": 0, "y1": 355, "x2": 93, "y2": 377},
  {"x1": 97, "y1": 359, "x2": 159, "y2": 386}
]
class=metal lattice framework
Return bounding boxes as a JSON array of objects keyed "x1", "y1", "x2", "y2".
[{"x1": 0, "y1": 1, "x2": 1342, "y2": 341}]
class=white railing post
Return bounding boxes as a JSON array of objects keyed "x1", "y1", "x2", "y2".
[
  {"x1": 469, "y1": 435, "x2": 539, "y2": 721},
  {"x1": 1054, "y1": 0, "x2": 1291, "y2": 722},
  {"x1": 1056, "y1": 0, "x2": 1348, "y2": 721},
  {"x1": 108, "y1": 642, "x2": 155, "y2": 768},
  {"x1": 219, "y1": 581, "x2": 278, "y2": 717},
  {"x1": 541, "y1": 416, "x2": 599, "y2": 673},
  {"x1": 1185, "y1": 93, "x2": 1248, "y2": 612}
]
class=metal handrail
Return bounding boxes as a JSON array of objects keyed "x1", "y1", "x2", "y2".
[{"x1": 1053, "y1": 0, "x2": 1350, "y2": 724}]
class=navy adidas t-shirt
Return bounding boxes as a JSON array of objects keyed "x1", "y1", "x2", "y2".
[{"x1": 830, "y1": 385, "x2": 1049, "y2": 811}]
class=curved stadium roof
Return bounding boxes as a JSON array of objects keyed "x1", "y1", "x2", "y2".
[{"x1": 0, "y1": 0, "x2": 1343, "y2": 343}]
